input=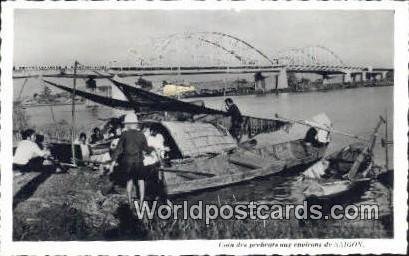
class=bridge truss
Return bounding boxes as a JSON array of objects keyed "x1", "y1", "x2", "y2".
[
  {"x1": 128, "y1": 32, "x2": 279, "y2": 67},
  {"x1": 126, "y1": 32, "x2": 363, "y2": 74}
]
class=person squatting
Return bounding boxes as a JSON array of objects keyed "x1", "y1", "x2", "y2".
[{"x1": 13, "y1": 129, "x2": 63, "y2": 174}]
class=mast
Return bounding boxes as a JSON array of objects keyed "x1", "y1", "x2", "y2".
[
  {"x1": 71, "y1": 60, "x2": 78, "y2": 166},
  {"x1": 385, "y1": 109, "x2": 389, "y2": 170},
  {"x1": 17, "y1": 78, "x2": 29, "y2": 102},
  {"x1": 347, "y1": 116, "x2": 385, "y2": 180},
  {"x1": 224, "y1": 65, "x2": 229, "y2": 99}
]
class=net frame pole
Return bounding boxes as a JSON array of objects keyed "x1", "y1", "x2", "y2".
[{"x1": 71, "y1": 60, "x2": 78, "y2": 166}]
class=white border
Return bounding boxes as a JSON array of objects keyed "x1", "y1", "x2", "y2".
[{"x1": 1, "y1": 1, "x2": 408, "y2": 255}]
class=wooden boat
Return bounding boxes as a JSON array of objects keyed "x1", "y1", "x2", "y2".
[
  {"x1": 303, "y1": 177, "x2": 371, "y2": 203},
  {"x1": 49, "y1": 139, "x2": 112, "y2": 164},
  {"x1": 301, "y1": 117, "x2": 385, "y2": 203},
  {"x1": 301, "y1": 144, "x2": 373, "y2": 204},
  {"x1": 156, "y1": 120, "x2": 328, "y2": 195}
]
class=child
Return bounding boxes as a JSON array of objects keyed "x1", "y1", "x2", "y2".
[{"x1": 75, "y1": 132, "x2": 91, "y2": 161}]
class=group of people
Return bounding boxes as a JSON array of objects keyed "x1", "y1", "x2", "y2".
[
  {"x1": 13, "y1": 98, "x2": 244, "y2": 211},
  {"x1": 73, "y1": 119, "x2": 126, "y2": 170},
  {"x1": 72, "y1": 113, "x2": 168, "y2": 207},
  {"x1": 12, "y1": 113, "x2": 169, "y2": 209}
]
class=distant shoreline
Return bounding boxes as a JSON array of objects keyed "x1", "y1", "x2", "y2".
[
  {"x1": 181, "y1": 81, "x2": 393, "y2": 99},
  {"x1": 20, "y1": 102, "x2": 85, "y2": 108},
  {"x1": 14, "y1": 81, "x2": 393, "y2": 107}
]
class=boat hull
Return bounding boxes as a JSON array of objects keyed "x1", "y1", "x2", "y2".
[{"x1": 303, "y1": 178, "x2": 371, "y2": 203}]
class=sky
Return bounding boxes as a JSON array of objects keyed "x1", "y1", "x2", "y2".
[{"x1": 13, "y1": 9, "x2": 394, "y2": 68}]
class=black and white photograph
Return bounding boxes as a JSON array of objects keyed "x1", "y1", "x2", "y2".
[{"x1": 1, "y1": 1, "x2": 408, "y2": 255}]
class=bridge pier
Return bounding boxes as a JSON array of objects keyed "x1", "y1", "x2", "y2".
[
  {"x1": 351, "y1": 73, "x2": 363, "y2": 83},
  {"x1": 343, "y1": 72, "x2": 352, "y2": 83},
  {"x1": 255, "y1": 78, "x2": 266, "y2": 91},
  {"x1": 381, "y1": 71, "x2": 388, "y2": 80},
  {"x1": 322, "y1": 74, "x2": 330, "y2": 85},
  {"x1": 362, "y1": 71, "x2": 367, "y2": 82},
  {"x1": 277, "y1": 67, "x2": 288, "y2": 90},
  {"x1": 371, "y1": 73, "x2": 382, "y2": 81}
]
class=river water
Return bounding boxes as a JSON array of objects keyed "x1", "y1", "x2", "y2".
[
  {"x1": 183, "y1": 87, "x2": 393, "y2": 208},
  {"x1": 24, "y1": 86, "x2": 394, "y2": 232}
]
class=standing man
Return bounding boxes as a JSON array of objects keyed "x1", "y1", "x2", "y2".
[
  {"x1": 109, "y1": 113, "x2": 152, "y2": 209},
  {"x1": 224, "y1": 98, "x2": 243, "y2": 142}
]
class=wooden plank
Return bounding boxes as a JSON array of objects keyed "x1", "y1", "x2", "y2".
[
  {"x1": 161, "y1": 167, "x2": 215, "y2": 177},
  {"x1": 228, "y1": 150, "x2": 272, "y2": 169}
]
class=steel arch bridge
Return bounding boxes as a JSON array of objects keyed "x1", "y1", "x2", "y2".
[
  {"x1": 129, "y1": 32, "x2": 279, "y2": 67},
  {"x1": 276, "y1": 45, "x2": 363, "y2": 73},
  {"x1": 277, "y1": 45, "x2": 345, "y2": 66},
  {"x1": 127, "y1": 33, "x2": 363, "y2": 74},
  {"x1": 13, "y1": 32, "x2": 367, "y2": 77}
]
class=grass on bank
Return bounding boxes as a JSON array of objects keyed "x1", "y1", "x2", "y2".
[
  {"x1": 13, "y1": 167, "x2": 393, "y2": 242},
  {"x1": 14, "y1": 204, "x2": 393, "y2": 241}
]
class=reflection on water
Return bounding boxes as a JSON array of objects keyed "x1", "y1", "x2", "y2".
[{"x1": 24, "y1": 87, "x2": 393, "y2": 225}]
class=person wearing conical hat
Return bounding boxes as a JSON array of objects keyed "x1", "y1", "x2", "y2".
[{"x1": 109, "y1": 112, "x2": 153, "y2": 209}]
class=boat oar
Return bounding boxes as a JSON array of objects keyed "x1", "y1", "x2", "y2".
[
  {"x1": 275, "y1": 114, "x2": 369, "y2": 142},
  {"x1": 160, "y1": 167, "x2": 215, "y2": 177},
  {"x1": 347, "y1": 116, "x2": 385, "y2": 180},
  {"x1": 72, "y1": 159, "x2": 214, "y2": 177}
]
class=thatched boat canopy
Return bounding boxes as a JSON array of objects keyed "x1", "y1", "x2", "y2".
[{"x1": 161, "y1": 121, "x2": 237, "y2": 158}]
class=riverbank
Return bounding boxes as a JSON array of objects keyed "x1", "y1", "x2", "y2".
[
  {"x1": 181, "y1": 80, "x2": 393, "y2": 99},
  {"x1": 13, "y1": 167, "x2": 393, "y2": 240}
]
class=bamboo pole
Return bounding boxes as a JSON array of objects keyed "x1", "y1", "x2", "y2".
[
  {"x1": 347, "y1": 116, "x2": 385, "y2": 180},
  {"x1": 49, "y1": 105, "x2": 56, "y2": 123},
  {"x1": 224, "y1": 66, "x2": 229, "y2": 98},
  {"x1": 276, "y1": 114, "x2": 369, "y2": 142},
  {"x1": 385, "y1": 108, "x2": 389, "y2": 170},
  {"x1": 71, "y1": 60, "x2": 78, "y2": 166},
  {"x1": 17, "y1": 78, "x2": 29, "y2": 102}
]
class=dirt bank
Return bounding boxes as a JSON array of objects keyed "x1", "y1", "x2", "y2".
[{"x1": 13, "y1": 169, "x2": 151, "y2": 240}]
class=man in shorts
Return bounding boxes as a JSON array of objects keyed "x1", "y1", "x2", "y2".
[{"x1": 109, "y1": 113, "x2": 153, "y2": 209}]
